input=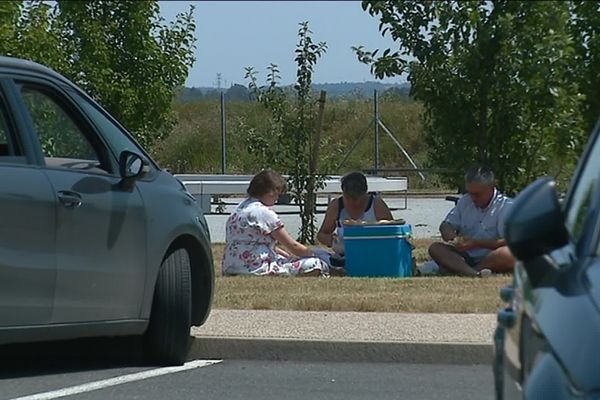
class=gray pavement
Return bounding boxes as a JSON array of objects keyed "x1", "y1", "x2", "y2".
[
  {"x1": 61, "y1": 361, "x2": 494, "y2": 400},
  {"x1": 190, "y1": 310, "x2": 496, "y2": 365},
  {"x1": 2, "y1": 360, "x2": 494, "y2": 400}
]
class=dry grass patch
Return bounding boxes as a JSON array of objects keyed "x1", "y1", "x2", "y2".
[{"x1": 210, "y1": 240, "x2": 511, "y2": 314}]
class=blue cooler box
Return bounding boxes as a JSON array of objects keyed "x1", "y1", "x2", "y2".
[{"x1": 343, "y1": 224, "x2": 413, "y2": 277}]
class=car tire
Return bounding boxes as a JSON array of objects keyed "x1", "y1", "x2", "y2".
[{"x1": 144, "y1": 248, "x2": 192, "y2": 365}]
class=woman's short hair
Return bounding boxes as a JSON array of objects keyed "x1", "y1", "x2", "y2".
[
  {"x1": 247, "y1": 169, "x2": 288, "y2": 198},
  {"x1": 341, "y1": 171, "x2": 368, "y2": 198}
]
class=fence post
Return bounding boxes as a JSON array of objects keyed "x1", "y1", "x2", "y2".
[{"x1": 220, "y1": 91, "x2": 227, "y2": 174}]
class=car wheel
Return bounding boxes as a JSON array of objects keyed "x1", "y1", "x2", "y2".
[{"x1": 144, "y1": 248, "x2": 192, "y2": 365}]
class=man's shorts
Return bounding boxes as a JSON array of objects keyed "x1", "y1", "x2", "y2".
[{"x1": 447, "y1": 245, "x2": 481, "y2": 268}]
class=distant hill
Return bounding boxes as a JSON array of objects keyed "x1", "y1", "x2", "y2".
[
  {"x1": 176, "y1": 81, "x2": 411, "y2": 103},
  {"x1": 312, "y1": 82, "x2": 410, "y2": 99}
]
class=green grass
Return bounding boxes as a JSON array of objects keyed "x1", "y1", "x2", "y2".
[{"x1": 210, "y1": 239, "x2": 511, "y2": 314}]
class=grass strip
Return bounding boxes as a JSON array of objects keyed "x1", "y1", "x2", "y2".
[{"x1": 210, "y1": 239, "x2": 511, "y2": 314}]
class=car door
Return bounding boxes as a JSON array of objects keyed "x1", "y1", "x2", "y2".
[
  {"x1": 0, "y1": 79, "x2": 57, "y2": 327},
  {"x1": 509, "y1": 128, "x2": 600, "y2": 396},
  {"x1": 15, "y1": 78, "x2": 148, "y2": 323}
]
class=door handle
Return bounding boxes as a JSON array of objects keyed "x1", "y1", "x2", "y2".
[{"x1": 57, "y1": 191, "x2": 82, "y2": 208}]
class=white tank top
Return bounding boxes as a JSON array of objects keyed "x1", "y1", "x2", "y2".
[
  {"x1": 332, "y1": 194, "x2": 377, "y2": 255},
  {"x1": 337, "y1": 194, "x2": 377, "y2": 223}
]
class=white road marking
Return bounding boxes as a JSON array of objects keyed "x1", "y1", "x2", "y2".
[{"x1": 9, "y1": 359, "x2": 222, "y2": 400}]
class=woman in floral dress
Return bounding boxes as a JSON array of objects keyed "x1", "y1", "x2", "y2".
[{"x1": 222, "y1": 170, "x2": 333, "y2": 277}]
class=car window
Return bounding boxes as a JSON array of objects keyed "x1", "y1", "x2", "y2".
[
  {"x1": 69, "y1": 90, "x2": 142, "y2": 158},
  {"x1": 0, "y1": 105, "x2": 11, "y2": 155},
  {"x1": 19, "y1": 85, "x2": 109, "y2": 173},
  {"x1": 564, "y1": 133, "x2": 600, "y2": 244},
  {"x1": 0, "y1": 88, "x2": 24, "y2": 160}
]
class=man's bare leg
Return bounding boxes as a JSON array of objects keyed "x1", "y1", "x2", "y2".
[
  {"x1": 428, "y1": 242, "x2": 477, "y2": 276},
  {"x1": 476, "y1": 246, "x2": 515, "y2": 273}
]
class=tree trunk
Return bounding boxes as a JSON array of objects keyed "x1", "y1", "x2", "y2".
[{"x1": 303, "y1": 90, "x2": 327, "y2": 244}]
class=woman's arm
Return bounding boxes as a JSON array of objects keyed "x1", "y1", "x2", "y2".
[
  {"x1": 317, "y1": 198, "x2": 339, "y2": 247},
  {"x1": 271, "y1": 226, "x2": 314, "y2": 258},
  {"x1": 275, "y1": 247, "x2": 292, "y2": 258},
  {"x1": 374, "y1": 196, "x2": 394, "y2": 220}
]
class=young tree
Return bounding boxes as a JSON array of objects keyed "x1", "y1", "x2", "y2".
[
  {"x1": 356, "y1": 1, "x2": 585, "y2": 194},
  {"x1": 244, "y1": 22, "x2": 330, "y2": 244}
]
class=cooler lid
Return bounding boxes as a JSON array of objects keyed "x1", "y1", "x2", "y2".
[{"x1": 343, "y1": 224, "x2": 412, "y2": 237}]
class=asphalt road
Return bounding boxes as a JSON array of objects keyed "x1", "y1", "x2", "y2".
[{"x1": 1, "y1": 349, "x2": 493, "y2": 400}]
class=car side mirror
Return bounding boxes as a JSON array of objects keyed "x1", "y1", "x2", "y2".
[
  {"x1": 505, "y1": 178, "x2": 569, "y2": 262},
  {"x1": 119, "y1": 150, "x2": 149, "y2": 180}
]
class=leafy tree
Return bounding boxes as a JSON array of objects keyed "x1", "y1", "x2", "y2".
[
  {"x1": 244, "y1": 22, "x2": 331, "y2": 244},
  {"x1": 0, "y1": 1, "x2": 69, "y2": 70},
  {"x1": 356, "y1": 1, "x2": 586, "y2": 194},
  {"x1": 570, "y1": 1, "x2": 600, "y2": 132},
  {"x1": 0, "y1": 0, "x2": 196, "y2": 148}
]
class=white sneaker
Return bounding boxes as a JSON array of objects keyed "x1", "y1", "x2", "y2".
[
  {"x1": 418, "y1": 260, "x2": 440, "y2": 275},
  {"x1": 476, "y1": 268, "x2": 492, "y2": 278}
]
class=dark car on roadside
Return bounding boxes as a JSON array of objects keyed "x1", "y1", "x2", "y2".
[
  {"x1": 493, "y1": 120, "x2": 600, "y2": 398},
  {"x1": 0, "y1": 56, "x2": 214, "y2": 365}
]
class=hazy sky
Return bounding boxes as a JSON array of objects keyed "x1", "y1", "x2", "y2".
[{"x1": 158, "y1": 1, "x2": 402, "y2": 87}]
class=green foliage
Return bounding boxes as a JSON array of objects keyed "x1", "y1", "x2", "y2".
[
  {"x1": 0, "y1": 0, "x2": 195, "y2": 148},
  {"x1": 357, "y1": 1, "x2": 587, "y2": 194},
  {"x1": 0, "y1": 1, "x2": 69, "y2": 70},
  {"x1": 570, "y1": 1, "x2": 600, "y2": 132},
  {"x1": 154, "y1": 98, "x2": 428, "y2": 179},
  {"x1": 153, "y1": 100, "x2": 273, "y2": 173}
]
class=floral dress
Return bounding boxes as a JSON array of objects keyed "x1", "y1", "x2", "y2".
[{"x1": 222, "y1": 198, "x2": 329, "y2": 276}]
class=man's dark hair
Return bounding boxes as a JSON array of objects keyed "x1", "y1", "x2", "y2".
[
  {"x1": 247, "y1": 169, "x2": 288, "y2": 197},
  {"x1": 465, "y1": 165, "x2": 495, "y2": 186},
  {"x1": 341, "y1": 171, "x2": 368, "y2": 198}
]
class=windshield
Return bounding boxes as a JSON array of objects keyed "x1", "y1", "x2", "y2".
[{"x1": 564, "y1": 128, "x2": 600, "y2": 248}]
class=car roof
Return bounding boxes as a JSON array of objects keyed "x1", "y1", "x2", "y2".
[{"x1": 0, "y1": 56, "x2": 70, "y2": 84}]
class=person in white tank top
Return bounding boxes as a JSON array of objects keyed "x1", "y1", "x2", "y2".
[{"x1": 317, "y1": 172, "x2": 394, "y2": 257}]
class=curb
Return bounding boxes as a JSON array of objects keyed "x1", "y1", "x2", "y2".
[{"x1": 189, "y1": 337, "x2": 493, "y2": 365}]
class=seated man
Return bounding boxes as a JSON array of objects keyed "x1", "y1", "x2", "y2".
[
  {"x1": 428, "y1": 166, "x2": 515, "y2": 277},
  {"x1": 317, "y1": 171, "x2": 394, "y2": 261}
]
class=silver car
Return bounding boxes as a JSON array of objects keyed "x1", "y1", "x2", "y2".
[{"x1": 0, "y1": 56, "x2": 214, "y2": 365}]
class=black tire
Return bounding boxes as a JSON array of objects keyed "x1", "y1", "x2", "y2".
[{"x1": 145, "y1": 248, "x2": 192, "y2": 365}]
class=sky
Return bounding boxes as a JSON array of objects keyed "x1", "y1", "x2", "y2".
[{"x1": 158, "y1": 1, "x2": 402, "y2": 88}]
